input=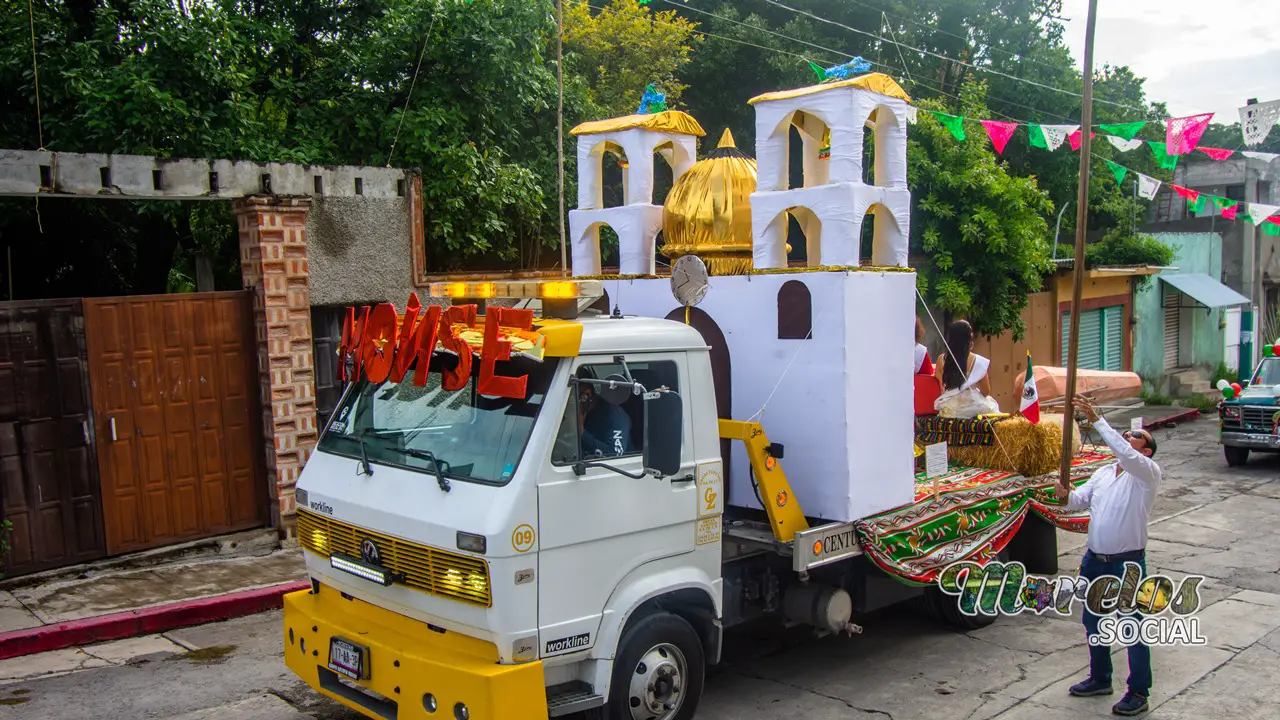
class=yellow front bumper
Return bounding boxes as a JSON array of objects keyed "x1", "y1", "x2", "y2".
[{"x1": 283, "y1": 585, "x2": 546, "y2": 720}]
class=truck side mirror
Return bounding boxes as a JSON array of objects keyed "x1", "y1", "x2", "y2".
[{"x1": 643, "y1": 391, "x2": 682, "y2": 477}]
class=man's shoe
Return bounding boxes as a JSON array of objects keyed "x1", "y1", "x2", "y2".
[
  {"x1": 1069, "y1": 677, "x2": 1113, "y2": 697},
  {"x1": 1112, "y1": 691, "x2": 1149, "y2": 716}
]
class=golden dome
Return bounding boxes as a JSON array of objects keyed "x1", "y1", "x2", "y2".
[{"x1": 662, "y1": 129, "x2": 760, "y2": 276}]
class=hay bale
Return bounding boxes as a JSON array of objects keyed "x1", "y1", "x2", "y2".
[{"x1": 948, "y1": 416, "x2": 1077, "y2": 477}]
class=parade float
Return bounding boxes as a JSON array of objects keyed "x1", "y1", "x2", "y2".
[
  {"x1": 561, "y1": 72, "x2": 1105, "y2": 581},
  {"x1": 284, "y1": 68, "x2": 1115, "y2": 720}
]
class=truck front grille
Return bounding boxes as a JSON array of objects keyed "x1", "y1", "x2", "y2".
[
  {"x1": 297, "y1": 509, "x2": 492, "y2": 607},
  {"x1": 1241, "y1": 406, "x2": 1277, "y2": 430}
]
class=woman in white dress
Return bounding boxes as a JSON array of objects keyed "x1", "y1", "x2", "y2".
[{"x1": 933, "y1": 319, "x2": 1001, "y2": 418}]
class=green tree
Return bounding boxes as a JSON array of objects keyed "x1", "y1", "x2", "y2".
[
  {"x1": 563, "y1": 0, "x2": 699, "y2": 118},
  {"x1": 909, "y1": 80, "x2": 1055, "y2": 338},
  {"x1": 1085, "y1": 228, "x2": 1174, "y2": 268},
  {"x1": 0, "y1": 0, "x2": 585, "y2": 296}
]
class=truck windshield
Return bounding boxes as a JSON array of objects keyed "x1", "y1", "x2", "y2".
[
  {"x1": 317, "y1": 353, "x2": 558, "y2": 486},
  {"x1": 1252, "y1": 357, "x2": 1280, "y2": 386}
]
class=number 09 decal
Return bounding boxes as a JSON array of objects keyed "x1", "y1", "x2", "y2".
[{"x1": 511, "y1": 524, "x2": 536, "y2": 553}]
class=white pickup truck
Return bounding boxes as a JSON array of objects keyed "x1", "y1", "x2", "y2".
[{"x1": 283, "y1": 278, "x2": 1059, "y2": 720}]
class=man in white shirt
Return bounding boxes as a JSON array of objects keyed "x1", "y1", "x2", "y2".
[{"x1": 1056, "y1": 394, "x2": 1161, "y2": 717}]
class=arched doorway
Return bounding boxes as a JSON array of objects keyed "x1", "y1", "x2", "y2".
[{"x1": 665, "y1": 306, "x2": 734, "y2": 490}]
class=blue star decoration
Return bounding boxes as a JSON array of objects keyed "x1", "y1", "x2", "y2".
[
  {"x1": 810, "y1": 56, "x2": 873, "y2": 82},
  {"x1": 637, "y1": 84, "x2": 668, "y2": 114}
]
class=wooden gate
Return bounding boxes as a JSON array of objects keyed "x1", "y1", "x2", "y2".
[
  {"x1": 0, "y1": 300, "x2": 107, "y2": 576},
  {"x1": 84, "y1": 292, "x2": 267, "y2": 555}
]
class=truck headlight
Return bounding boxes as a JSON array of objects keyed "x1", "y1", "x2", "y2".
[
  {"x1": 295, "y1": 487, "x2": 308, "y2": 508},
  {"x1": 1223, "y1": 406, "x2": 1241, "y2": 421}
]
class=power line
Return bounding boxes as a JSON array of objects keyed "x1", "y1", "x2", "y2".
[
  {"x1": 761, "y1": 0, "x2": 1149, "y2": 113},
  {"x1": 657, "y1": 0, "x2": 853, "y2": 63},
  {"x1": 590, "y1": 3, "x2": 841, "y2": 63},
  {"x1": 841, "y1": 0, "x2": 1085, "y2": 79},
  {"x1": 386, "y1": 3, "x2": 440, "y2": 167},
  {"x1": 658, "y1": 0, "x2": 1080, "y2": 124}
]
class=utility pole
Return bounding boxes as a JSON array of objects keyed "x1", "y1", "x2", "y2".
[
  {"x1": 1243, "y1": 99, "x2": 1259, "y2": 371},
  {"x1": 1059, "y1": 0, "x2": 1098, "y2": 488},
  {"x1": 557, "y1": 0, "x2": 568, "y2": 278}
]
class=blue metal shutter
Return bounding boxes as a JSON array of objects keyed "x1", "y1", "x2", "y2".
[
  {"x1": 1062, "y1": 309, "x2": 1104, "y2": 370},
  {"x1": 1102, "y1": 306, "x2": 1124, "y2": 370}
]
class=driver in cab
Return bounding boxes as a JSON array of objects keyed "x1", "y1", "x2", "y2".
[{"x1": 577, "y1": 371, "x2": 634, "y2": 458}]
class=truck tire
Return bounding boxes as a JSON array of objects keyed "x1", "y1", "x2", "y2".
[
  {"x1": 1224, "y1": 445, "x2": 1249, "y2": 467},
  {"x1": 917, "y1": 586, "x2": 997, "y2": 631},
  {"x1": 606, "y1": 611, "x2": 705, "y2": 720}
]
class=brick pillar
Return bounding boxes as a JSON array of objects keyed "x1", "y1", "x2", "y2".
[{"x1": 234, "y1": 196, "x2": 317, "y2": 543}]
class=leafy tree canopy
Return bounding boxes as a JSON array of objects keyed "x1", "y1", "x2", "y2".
[{"x1": 909, "y1": 80, "x2": 1055, "y2": 338}]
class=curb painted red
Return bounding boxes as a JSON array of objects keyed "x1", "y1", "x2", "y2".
[
  {"x1": 0, "y1": 580, "x2": 310, "y2": 661},
  {"x1": 1142, "y1": 408, "x2": 1204, "y2": 430}
]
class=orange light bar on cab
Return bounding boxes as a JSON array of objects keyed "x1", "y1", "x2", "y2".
[{"x1": 426, "y1": 279, "x2": 604, "y2": 301}]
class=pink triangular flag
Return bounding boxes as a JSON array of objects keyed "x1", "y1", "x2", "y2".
[
  {"x1": 1171, "y1": 185, "x2": 1200, "y2": 202},
  {"x1": 980, "y1": 120, "x2": 1018, "y2": 155},
  {"x1": 1197, "y1": 146, "x2": 1234, "y2": 161},
  {"x1": 1222, "y1": 204, "x2": 1239, "y2": 220},
  {"x1": 1068, "y1": 129, "x2": 1097, "y2": 151},
  {"x1": 1166, "y1": 113, "x2": 1214, "y2": 155}
]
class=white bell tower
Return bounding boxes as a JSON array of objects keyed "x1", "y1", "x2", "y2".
[
  {"x1": 747, "y1": 73, "x2": 913, "y2": 269},
  {"x1": 567, "y1": 112, "x2": 703, "y2": 276}
]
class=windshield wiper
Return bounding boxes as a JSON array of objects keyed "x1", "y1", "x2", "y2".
[
  {"x1": 402, "y1": 448, "x2": 451, "y2": 493},
  {"x1": 356, "y1": 431, "x2": 375, "y2": 476}
]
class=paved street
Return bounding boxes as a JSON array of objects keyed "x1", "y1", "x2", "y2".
[{"x1": 2, "y1": 417, "x2": 1278, "y2": 720}]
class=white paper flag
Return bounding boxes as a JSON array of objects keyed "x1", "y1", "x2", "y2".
[
  {"x1": 1136, "y1": 172, "x2": 1162, "y2": 200},
  {"x1": 1239, "y1": 100, "x2": 1280, "y2": 147},
  {"x1": 1242, "y1": 151, "x2": 1279, "y2": 163},
  {"x1": 1248, "y1": 203, "x2": 1280, "y2": 223},
  {"x1": 1106, "y1": 135, "x2": 1145, "y2": 152},
  {"x1": 1041, "y1": 124, "x2": 1077, "y2": 151},
  {"x1": 904, "y1": 105, "x2": 919, "y2": 125},
  {"x1": 1249, "y1": 203, "x2": 1280, "y2": 223}
]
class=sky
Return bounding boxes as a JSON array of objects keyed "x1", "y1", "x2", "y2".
[{"x1": 1059, "y1": 0, "x2": 1280, "y2": 123}]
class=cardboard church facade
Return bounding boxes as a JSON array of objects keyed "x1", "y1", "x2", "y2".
[{"x1": 567, "y1": 74, "x2": 918, "y2": 523}]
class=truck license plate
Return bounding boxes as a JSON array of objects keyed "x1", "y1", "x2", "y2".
[{"x1": 328, "y1": 637, "x2": 368, "y2": 680}]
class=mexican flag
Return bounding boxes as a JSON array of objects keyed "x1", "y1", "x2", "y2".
[{"x1": 1020, "y1": 352, "x2": 1040, "y2": 424}]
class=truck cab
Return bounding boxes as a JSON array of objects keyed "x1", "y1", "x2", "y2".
[
  {"x1": 1218, "y1": 357, "x2": 1280, "y2": 466},
  {"x1": 286, "y1": 302, "x2": 727, "y2": 720}
]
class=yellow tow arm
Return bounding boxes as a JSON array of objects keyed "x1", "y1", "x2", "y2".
[{"x1": 718, "y1": 420, "x2": 809, "y2": 543}]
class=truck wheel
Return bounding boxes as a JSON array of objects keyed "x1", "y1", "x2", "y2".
[
  {"x1": 917, "y1": 586, "x2": 997, "y2": 631},
  {"x1": 1224, "y1": 445, "x2": 1249, "y2": 467},
  {"x1": 607, "y1": 611, "x2": 705, "y2": 720}
]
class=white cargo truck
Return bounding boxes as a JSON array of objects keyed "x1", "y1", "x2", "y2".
[
  {"x1": 284, "y1": 71, "x2": 1067, "y2": 720},
  {"x1": 282, "y1": 274, "x2": 1059, "y2": 720}
]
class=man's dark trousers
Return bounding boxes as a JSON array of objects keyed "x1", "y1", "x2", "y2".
[{"x1": 1080, "y1": 549, "x2": 1152, "y2": 696}]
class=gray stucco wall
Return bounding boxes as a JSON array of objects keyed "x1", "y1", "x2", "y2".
[{"x1": 307, "y1": 197, "x2": 416, "y2": 307}]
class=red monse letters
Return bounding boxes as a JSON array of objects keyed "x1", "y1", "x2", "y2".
[{"x1": 338, "y1": 294, "x2": 532, "y2": 399}]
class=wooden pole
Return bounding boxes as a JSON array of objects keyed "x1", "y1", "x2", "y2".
[
  {"x1": 556, "y1": 0, "x2": 568, "y2": 279},
  {"x1": 1060, "y1": 0, "x2": 1099, "y2": 488}
]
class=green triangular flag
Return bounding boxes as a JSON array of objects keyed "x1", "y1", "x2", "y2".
[
  {"x1": 1099, "y1": 121, "x2": 1146, "y2": 140},
  {"x1": 930, "y1": 111, "x2": 966, "y2": 141},
  {"x1": 1187, "y1": 195, "x2": 1208, "y2": 213},
  {"x1": 1147, "y1": 141, "x2": 1178, "y2": 170},
  {"x1": 1212, "y1": 196, "x2": 1238, "y2": 210},
  {"x1": 808, "y1": 60, "x2": 826, "y2": 82},
  {"x1": 1240, "y1": 213, "x2": 1255, "y2": 223},
  {"x1": 1105, "y1": 159, "x2": 1127, "y2": 185},
  {"x1": 1028, "y1": 123, "x2": 1048, "y2": 149},
  {"x1": 1263, "y1": 222, "x2": 1280, "y2": 236}
]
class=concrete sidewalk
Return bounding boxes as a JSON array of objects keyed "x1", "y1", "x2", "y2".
[{"x1": 0, "y1": 538, "x2": 306, "y2": 659}]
